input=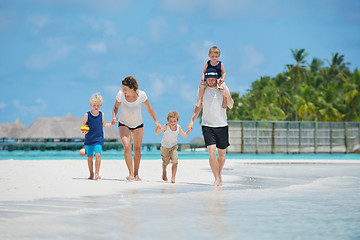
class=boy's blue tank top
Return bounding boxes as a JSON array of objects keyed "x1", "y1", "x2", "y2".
[
  {"x1": 84, "y1": 111, "x2": 104, "y2": 147},
  {"x1": 207, "y1": 60, "x2": 222, "y2": 78}
]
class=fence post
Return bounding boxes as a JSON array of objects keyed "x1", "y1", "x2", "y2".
[
  {"x1": 241, "y1": 121, "x2": 244, "y2": 153},
  {"x1": 330, "y1": 122, "x2": 333, "y2": 154},
  {"x1": 271, "y1": 122, "x2": 275, "y2": 154},
  {"x1": 298, "y1": 122, "x2": 302, "y2": 153},
  {"x1": 256, "y1": 121, "x2": 259, "y2": 154},
  {"x1": 314, "y1": 121, "x2": 318, "y2": 153},
  {"x1": 286, "y1": 122, "x2": 289, "y2": 154},
  {"x1": 344, "y1": 122, "x2": 348, "y2": 153}
]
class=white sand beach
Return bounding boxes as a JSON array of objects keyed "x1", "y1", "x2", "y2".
[
  {"x1": 0, "y1": 159, "x2": 240, "y2": 202},
  {"x1": 1, "y1": 158, "x2": 360, "y2": 240},
  {"x1": 0, "y1": 158, "x2": 359, "y2": 201}
]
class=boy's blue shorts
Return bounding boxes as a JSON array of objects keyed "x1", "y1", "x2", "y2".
[{"x1": 85, "y1": 145, "x2": 102, "y2": 157}]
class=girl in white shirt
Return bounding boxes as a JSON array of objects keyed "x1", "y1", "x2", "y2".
[{"x1": 112, "y1": 76, "x2": 161, "y2": 181}]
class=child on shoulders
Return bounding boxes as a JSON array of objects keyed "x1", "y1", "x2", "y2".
[{"x1": 196, "y1": 46, "x2": 233, "y2": 109}]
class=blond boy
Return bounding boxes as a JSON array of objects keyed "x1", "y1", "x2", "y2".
[
  {"x1": 196, "y1": 46, "x2": 233, "y2": 109},
  {"x1": 81, "y1": 93, "x2": 115, "y2": 180},
  {"x1": 155, "y1": 111, "x2": 191, "y2": 183}
]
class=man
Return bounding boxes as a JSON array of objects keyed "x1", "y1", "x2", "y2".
[{"x1": 188, "y1": 68, "x2": 233, "y2": 186}]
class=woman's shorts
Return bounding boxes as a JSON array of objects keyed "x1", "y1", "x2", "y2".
[
  {"x1": 85, "y1": 144, "x2": 102, "y2": 157},
  {"x1": 202, "y1": 125, "x2": 230, "y2": 149},
  {"x1": 161, "y1": 145, "x2": 179, "y2": 166},
  {"x1": 118, "y1": 122, "x2": 144, "y2": 131}
]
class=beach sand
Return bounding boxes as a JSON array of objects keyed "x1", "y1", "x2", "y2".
[
  {"x1": 0, "y1": 159, "x2": 240, "y2": 202},
  {"x1": 1, "y1": 158, "x2": 360, "y2": 240}
]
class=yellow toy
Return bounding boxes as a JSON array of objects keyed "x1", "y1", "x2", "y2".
[{"x1": 80, "y1": 124, "x2": 89, "y2": 134}]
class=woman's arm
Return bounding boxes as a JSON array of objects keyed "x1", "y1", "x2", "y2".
[
  {"x1": 102, "y1": 113, "x2": 114, "y2": 128},
  {"x1": 111, "y1": 100, "x2": 121, "y2": 125},
  {"x1": 155, "y1": 124, "x2": 167, "y2": 135},
  {"x1": 143, "y1": 99, "x2": 161, "y2": 128}
]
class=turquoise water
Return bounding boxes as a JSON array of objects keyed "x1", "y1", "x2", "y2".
[{"x1": 0, "y1": 150, "x2": 359, "y2": 160}]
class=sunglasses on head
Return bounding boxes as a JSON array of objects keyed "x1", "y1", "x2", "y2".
[{"x1": 124, "y1": 78, "x2": 132, "y2": 87}]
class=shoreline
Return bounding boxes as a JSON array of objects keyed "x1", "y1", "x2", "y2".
[{"x1": 1, "y1": 158, "x2": 360, "y2": 202}]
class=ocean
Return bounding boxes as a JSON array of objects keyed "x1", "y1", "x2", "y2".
[
  {"x1": 0, "y1": 149, "x2": 359, "y2": 160},
  {"x1": 0, "y1": 151, "x2": 359, "y2": 239}
]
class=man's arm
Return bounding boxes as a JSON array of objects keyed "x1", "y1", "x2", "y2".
[{"x1": 188, "y1": 103, "x2": 202, "y2": 131}]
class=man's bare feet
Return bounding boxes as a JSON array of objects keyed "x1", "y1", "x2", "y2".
[
  {"x1": 211, "y1": 179, "x2": 222, "y2": 186},
  {"x1": 135, "y1": 175, "x2": 142, "y2": 181},
  {"x1": 171, "y1": 177, "x2": 175, "y2": 183},
  {"x1": 88, "y1": 173, "x2": 94, "y2": 180},
  {"x1": 126, "y1": 175, "x2": 135, "y2": 181},
  {"x1": 95, "y1": 174, "x2": 101, "y2": 180},
  {"x1": 162, "y1": 171, "x2": 168, "y2": 181}
]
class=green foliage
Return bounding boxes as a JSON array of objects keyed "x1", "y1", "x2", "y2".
[{"x1": 228, "y1": 49, "x2": 360, "y2": 122}]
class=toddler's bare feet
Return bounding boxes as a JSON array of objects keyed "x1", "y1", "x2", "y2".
[{"x1": 88, "y1": 173, "x2": 94, "y2": 180}]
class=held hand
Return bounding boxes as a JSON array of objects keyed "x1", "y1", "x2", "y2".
[
  {"x1": 111, "y1": 117, "x2": 118, "y2": 125},
  {"x1": 155, "y1": 121, "x2": 161, "y2": 129},
  {"x1": 188, "y1": 121, "x2": 194, "y2": 131}
]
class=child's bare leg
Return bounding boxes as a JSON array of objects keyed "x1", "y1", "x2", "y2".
[
  {"x1": 94, "y1": 153, "x2": 101, "y2": 179},
  {"x1": 220, "y1": 84, "x2": 234, "y2": 109},
  {"x1": 87, "y1": 156, "x2": 94, "y2": 179},
  {"x1": 162, "y1": 164, "x2": 168, "y2": 181},
  {"x1": 171, "y1": 163, "x2": 178, "y2": 183},
  {"x1": 195, "y1": 83, "x2": 206, "y2": 107},
  {"x1": 222, "y1": 95, "x2": 227, "y2": 109}
]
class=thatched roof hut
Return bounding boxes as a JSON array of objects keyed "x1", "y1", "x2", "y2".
[
  {"x1": 0, "y1": 119, "x2": 26, "y2": 139},
  {"x1": 20, "y1": 113, "x2": 119, "y2": 140}
]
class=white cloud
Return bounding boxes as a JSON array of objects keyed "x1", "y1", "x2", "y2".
[
  {"x1": 87, "y1": 42, "x2": 107, "y2": 53},
  {"x1": 32, "y1": 0, "x2": 130, "y2": 13},
  {"x1": 240, "y1": 45, "x2": 265, "y2": 72},
  {"x1": 13, "y1": 98, "x2": 47, "y2": 116},
  {"x1": 78, "y1": 62, "x2": 99, "y2": 79},
  {"x1": 149, "y1": 17, "x2": 168, "y2": 43},
  {"x1": 104, "y1": 85, "x2": 122, "y2": 98},
  {"x1": 26, "y1": 15, "x2": 51, "y2": 34},
  {"x1": 148, "y1": 74, "x2": 166, "y2": 97},
  {"x1": 26, "y1": 38, "x2": 75, "y2": 71},
  {"x1": 160, "y1": 0, "x2": 203, "y2": 13},
  {"x1": 188, "y1": 40, "x2": 214, "y2": 62},
  {"x1": 180, "y1": 83, "x2": 197, "y2": 104},
  {"x1": 0, "y1": 102, "x2": 6, "y2": 111},
  {"x1": 88, "y1": 19, "x2": 117, "y2": 37}
]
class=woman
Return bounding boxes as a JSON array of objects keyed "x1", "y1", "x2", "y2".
[{"x1": 112, "y1": 76, "x2": 161, "y2": 181}]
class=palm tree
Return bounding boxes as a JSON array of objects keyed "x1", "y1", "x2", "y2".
[
  {"x1": 343, "y1": 69, "x2": 360, "y2": 121},
  {"x1": 317, "y1": 84, "x2": 344, "y2": 121},
  {"x1": 286, "y1": 48, "x2": 309, "y2": 120},
  {"x1": 294, "y1": 85, "x2": 317, "y2": 121}
]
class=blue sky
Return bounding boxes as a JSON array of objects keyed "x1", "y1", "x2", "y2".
[{"x1": 0, "y1": 0, "x2": 359, "y2": 143}]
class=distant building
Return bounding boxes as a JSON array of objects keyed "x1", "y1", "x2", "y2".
[{"x1": 0, "y1": 113, "x2": 119, "y2": 142}]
